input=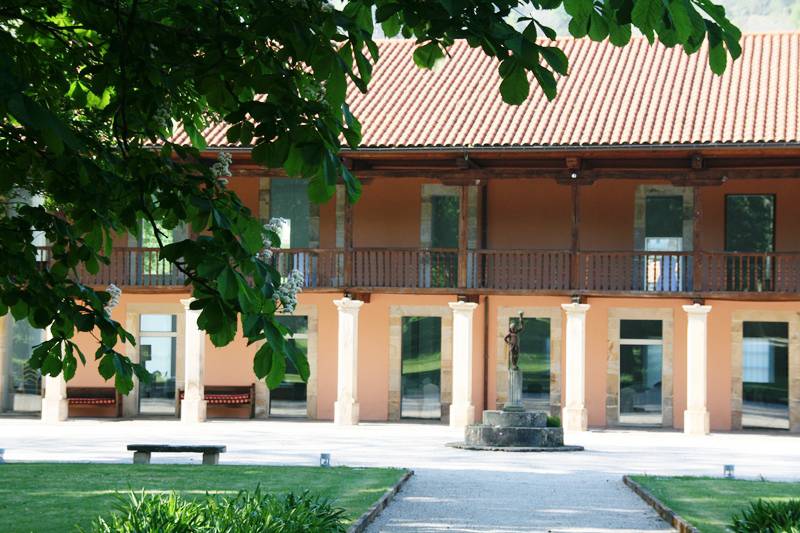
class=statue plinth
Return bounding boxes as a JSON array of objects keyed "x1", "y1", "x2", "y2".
[{"x1": 503, "y1": 368, "x2": 524, "y2": 411}]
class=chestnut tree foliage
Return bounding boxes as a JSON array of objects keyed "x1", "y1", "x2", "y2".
[{"x1": 0, "y1": 0, "x2": 740, "y2": 392}]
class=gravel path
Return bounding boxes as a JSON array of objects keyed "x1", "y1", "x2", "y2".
[{"x1": 2, "y1": 419, "x2": 799, "y2": 532}]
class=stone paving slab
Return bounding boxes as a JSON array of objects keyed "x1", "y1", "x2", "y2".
[{"x1": 1, "y1": 419, "x2": 799, "y2": 532}]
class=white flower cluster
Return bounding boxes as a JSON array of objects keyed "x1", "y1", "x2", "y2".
[
  {"x1": 211, "y1": 151, "x2": 233, "y2": 186},
  {"x1": 257, "y1": 217, "x2": 288, "y2": 262},
  {"x1": 104, "y1": 283, "x2": 122, "y2": 315},
  {"x1": 276, "y1": 269, "x2": 304, "y2": 313},
  {"x1": 153, "y1": 106, "x2": 172, "y2": 133}
]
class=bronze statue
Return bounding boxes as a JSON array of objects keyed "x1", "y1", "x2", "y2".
[{"x1": 504, "y1": 311, "x2": 525, "y2": 371}]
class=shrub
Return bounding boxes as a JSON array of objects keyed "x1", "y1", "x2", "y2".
[
  {"x1": 730, "y1": 499, "x2": 800, "y2": 533},
  {"x1": 546, "y1": 415, "x2": 561, "y2": 428},
  {"x1": 89, "y1": 488, "x2": 347, "y2": 533}
]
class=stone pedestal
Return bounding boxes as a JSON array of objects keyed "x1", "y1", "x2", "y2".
[
  {"x1": 449, "y1": 409, "x2": 582, "y2": 452},
  {"x1": 504, "y1": 369, "x2": 524, "y2": 411}
]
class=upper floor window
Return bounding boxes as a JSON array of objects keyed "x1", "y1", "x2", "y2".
[
  {"x1": 271, "y1": 179, "x2": 310, "y2": 249},
  {"x1": 726, "y1": 195, "x2": 775, "y2": 252}
]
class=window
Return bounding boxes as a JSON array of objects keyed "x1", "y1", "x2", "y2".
[
  {"x1": 270, "y1": 179, "x2": 311, "y2": 249},
  {"x1": 9, "y1": 319, "x2": 43, "y2": 412},
  {"x1": 270, "y1": 315, "x2": 308, "y2": 417},
  {"x1": 422, "y1": 194, "x2": 459, "y2": 288},
  {"x1": 643, "y1": 195, "x2": 685, "y2": 291},
  {"x1": 742, "y1": 321, "x2": 788, "y2": 430},
  {"x1": 511, "y1": 316, "x2": 551, "y2": 410},
  {"x1": 726, "y1": 195, "x2": 775, "y2": 252},
  {"x1": 725, "y1": 195, "x2": 775, "y2": 291},
  {"x1": 619, "y1": 320, "x2": 663, "y2": 425},
  {"x1": 138, "y1": 314, "x2": 177, "y2": 415},
  {"x1": 401, "y1": 316, "x2": 442, "y2": 419}
]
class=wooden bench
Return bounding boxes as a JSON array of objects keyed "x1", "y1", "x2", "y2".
[
  {"x1": 176, "y1": 384, "x2": 255, "y2": 418},
  {"x1": 127, "y1": 444, "x2": 226, "y2": 465},
  {"x1": 67, "y1": 387, "x2": 122, "y2": 417}
]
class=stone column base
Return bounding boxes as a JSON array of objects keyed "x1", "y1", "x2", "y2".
[
  {"x1": 181, "y1": 398, "x2": 207, "y2": 423},
  {"x1": 683, "y1": 409, "x2": 710, "y2": 435},
  {"x1": 41, "y1": 398, "x2": 68, "y2": 423},
  {"x1": 334, "y1": 399, "x2": 359, "y2": 425},
  {"x1": 449, "y1": 403, "x2": 476, "y2": 428},
  {"x1": 562, "y1": 406, "x2": 588, "y2": 432}
]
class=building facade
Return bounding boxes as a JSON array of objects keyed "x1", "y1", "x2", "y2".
[{"x1": 1, "y1": 33, "x2": 799, "y2": 433}]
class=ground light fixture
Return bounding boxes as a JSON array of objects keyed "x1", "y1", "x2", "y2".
[
  {"x1": 723, "y1": 464, "x2": 735, "y2": 478},
  {"x1": 320, "y1": 453, "x2": 331, "y2": 467}
]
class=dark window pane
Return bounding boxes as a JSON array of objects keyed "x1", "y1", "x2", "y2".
[
  {"x1": 10, "y1": 319, "x2": 43, "y2": 398},
  {"x1": 431, "y1": 196, "x2": 459, "y2": 249},
  {"x1": 139, "y1": 335, "x2": 177, "y2": 415},
  {"x1": 401, "y1": 316, "x2": 442, "y2": 419},
  {"x1": 645, "y1": 196, "x2": 683, "y2": 238},
  {"x1": 726, "y1": 195, "x2": 775, "y2": 252},
  {"x1": 276, "y1": 315, "x2": 309, "y2": 335},
  {"x1": 512, "y1": 317, "x2": 550, "y2": 409},
  {"x1": 271, "y1": 179, "x2": 310, "y2": 248},
  {"x1": 620, "y1": 344, "x2": 663, "y2": 424},
  {"x1": 620, "y1": 320, "x2": 663, "y2": 340},
  {"x1": 743, "y1": 321, "x2": 788, "y2": 430}
]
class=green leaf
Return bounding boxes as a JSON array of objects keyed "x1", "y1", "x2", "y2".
[
  {"x1": 588, "y1": 12, "x2": 609, "y2": 41},
  {"x1": 253, "y1": 343, "x2": 272, "y2": 379},
  {"x1": 668, "y1": 0, "x2": 693, "y2": 42},
  {"x1": 217, "y1": 267, "x2": 239, "y2": 300},
  {"x1": 413, "y1": 42, "x2": 446, "y2": 70},
  {"x1": 266, "y1": 346, "x2": 286, "y2": 390},
  {"x1": 631, "y1": 0, "x2": 663, "y2": 41},
  {"x1": 608, "y1": 22, "x2": 632, "y2": 46},
  {"x1": 499, "y1": 64, "x2": 529, "y2": 105},
  {"x1": 540, "y1": 47, "x2": 569, "y2": 76}
]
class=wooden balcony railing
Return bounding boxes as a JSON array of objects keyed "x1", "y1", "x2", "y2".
[
  {"x1": 38, "y1": 247, "x2": 800, "y2": 296},
  {"x1": 38, "y1": 247, "x2": 187, "y2": 288}
]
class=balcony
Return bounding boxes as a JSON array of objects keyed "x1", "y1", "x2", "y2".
[{"x1": 44, "y1": 247, "x2": 800, "y2": 298}]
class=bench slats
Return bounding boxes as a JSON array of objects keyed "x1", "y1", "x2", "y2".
[{"x1": 127, "y1": 444, "x2": 226, "y2": 453}]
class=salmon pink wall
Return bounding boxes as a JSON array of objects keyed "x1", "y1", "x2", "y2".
[
  {"x1": 227, "y1": 176, "x2": 260, "y2": 217},
  {"x1": 486, "y1": 180, "x2": 571, "y2": 249},
  {"x1": 699, "y1": 179, "x2": 800, "y2": 252},
  {"x1": 353, "y1": 179, "x2": 424, "y2": 247}
]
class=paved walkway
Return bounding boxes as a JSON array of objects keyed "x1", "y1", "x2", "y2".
[{"x1": 1, "y1": 418, "x2": 799, "y2": 532}]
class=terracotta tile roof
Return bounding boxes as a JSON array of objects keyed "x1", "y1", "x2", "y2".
[{"x1": 171, "y1": 32, "x2": 800, "y2": 149}]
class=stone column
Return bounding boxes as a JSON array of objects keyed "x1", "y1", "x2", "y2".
[
  {"x1": 683, "y1": 304, "x2": 711, "y2": 435},
  {"x1": 449, "y1": 301, "x2": 478, "y2": 428},
  {"x1": 41, "y1": 327, "x2": 68, "y2": 423},
  {"x1": 562, "y1": 303, "x2": 590, "y2": 432},
  {"x1": 334, "y1": 297, "x2": 363, "y2": 425},
  {"x1": 180, "y1": 298, "x2": 206, "y2": 422}
]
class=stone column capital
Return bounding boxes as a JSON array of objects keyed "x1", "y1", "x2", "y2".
[
  {"x1": 561, "y1": 303, "x2": 590, "y2": 314},
  {"x1": 334, "y1": 297, "x2": 364, "y2": 311},
  {"x1": 682, "y1": 303, "x2": 712, "y2": 315},
  {"x1": 180, "y1": 298, "x2": 196, "y2": 311},
  {"x1": 448, "y1": 301, "x2": 478, "y2": 313}
]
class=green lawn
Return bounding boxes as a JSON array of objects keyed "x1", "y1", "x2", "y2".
[
  {"x1": 0, "y1": 463, "x2": 406, "y2": 533},
  {"x1": 631, "y1": 476, "x2": 800, "y2": 533}
]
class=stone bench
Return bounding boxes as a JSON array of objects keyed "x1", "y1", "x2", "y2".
[{"x1": 127, "y1": 444, "x2": 226, "y2": 465}]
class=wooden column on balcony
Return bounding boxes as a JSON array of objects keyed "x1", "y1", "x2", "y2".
[
  {"x1": 570, "y1": 183, "x2": 581, "y2": 292},
  {"x1": 343, "y1": 196, "x2": 353, "y2": 288},
  {"x1": 457, "y1": 185, "x2": 469, "y2": 288},
  {"x1": 693, "y1": 185, "x2": 702, "y2": 292}
]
